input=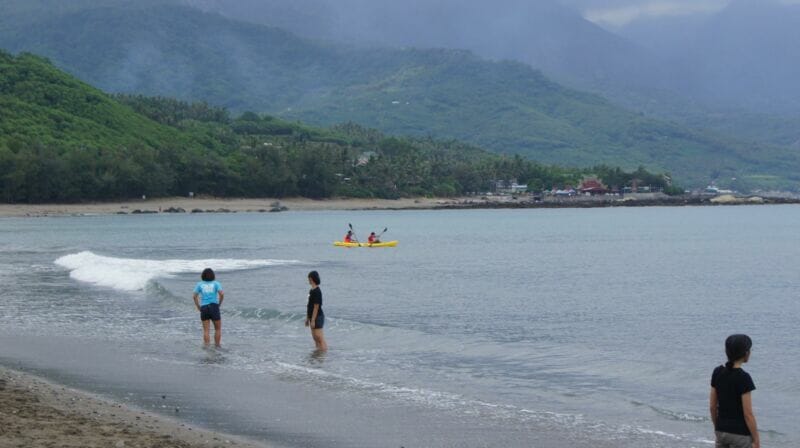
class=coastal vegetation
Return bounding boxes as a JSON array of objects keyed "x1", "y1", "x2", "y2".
[
  {"x1": 1, "y1": 1, "x2": 798, "y2": 189},
  {"x1": 0, "y1": 51, "x2": 677, "y2": 203}
]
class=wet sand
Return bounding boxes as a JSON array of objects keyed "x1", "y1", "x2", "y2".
[{"x1": 0, "y1": 366, "x2": 270, "y2": 448}]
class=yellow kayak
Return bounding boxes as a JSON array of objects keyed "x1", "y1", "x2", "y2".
[{"x1": 333, "y1": 240, "x2": 398, "y2": 248}]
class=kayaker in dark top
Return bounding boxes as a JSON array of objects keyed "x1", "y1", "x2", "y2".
[
  {"x1": 305, "y1": 270, "x2": 327, "y2": 351},
  {"x1": 709, "y1": 334, "x2": 759, "y2": 448}
]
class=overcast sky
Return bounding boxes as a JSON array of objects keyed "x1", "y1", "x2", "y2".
[{"x1": 560, "y1": 0, "x2": 800, "y2": 27}]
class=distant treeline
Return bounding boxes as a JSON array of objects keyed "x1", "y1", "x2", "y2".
[{"x1": 3, "y1": 97, "x2": 679, "y2": 203}]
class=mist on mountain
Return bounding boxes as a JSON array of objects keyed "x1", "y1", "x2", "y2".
[
  {"x1": 617, "y1": 0, "x2": 800, "y2": 114},
  {"x1": 189, "y1": 0, "x2": 800, "y2": 124},
  {"x1": 186, "y1": 0, "x2": 664, "y2": 91}
]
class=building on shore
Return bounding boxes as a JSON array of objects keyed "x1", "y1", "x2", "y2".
[{"x1": 579, "y1": 178, "x2": 608, "y2": 196}]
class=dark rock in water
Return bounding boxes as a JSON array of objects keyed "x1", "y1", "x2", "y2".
[
  {"x1": 268, "y1": 201, "x2": 289, "y2": 212},
  {"x1": 163, "y1": 207, "x2": 186, "y2": 213},
  {"x1": 191, "y1": 209, "x2": 204, "y2": 213},
  {"x1": 116, "y1": 211, "x2": 128, "y2": 215},
  {"x1": 131, "y1": 209, "x2": 157, "y2": 214},
  {"x1": 258, "y1": 209, "x2": 267, "y2": 213},
  {"x1": 214, "y1": 208, "x2": 231, "y2": 213}
]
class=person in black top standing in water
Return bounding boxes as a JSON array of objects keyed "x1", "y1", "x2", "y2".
[
  {"x1": 709, "y1": 334, "x2": 760, "y2": 448},
  {"x1": 305, "y1": 271, "x2": 328, "y2": 351}
]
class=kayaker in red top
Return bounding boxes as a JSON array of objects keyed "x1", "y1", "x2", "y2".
[
  {"x1": 368, "y1": 232, "x2": 381, "y2": 244},
  {"x1": 344, "y1": 230, "x2": 354, "y2": 243}
]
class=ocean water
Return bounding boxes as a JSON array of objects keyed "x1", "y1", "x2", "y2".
[{"x1": 1, "y1": 206, "x2": 798, "y2": 447}]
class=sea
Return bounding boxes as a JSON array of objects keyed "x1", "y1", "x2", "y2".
[{"x1": 1, "y1": 206, "x2": 798, "y2": 447}]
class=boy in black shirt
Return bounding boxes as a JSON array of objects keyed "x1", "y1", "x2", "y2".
[{"x1": 709, "y1": 334, "x2": 760, "y2": 448}]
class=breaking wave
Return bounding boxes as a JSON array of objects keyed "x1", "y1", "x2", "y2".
[{"x1": 55, "y1": 251, "x2": 300, "y2": 291}]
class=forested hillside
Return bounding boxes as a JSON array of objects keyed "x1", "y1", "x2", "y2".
[
  {"x1": 85, "y1": 0, "x2": 800, "y2": 154},
  {"x1": 2, "y1": 51, "x2": 678, "y2": 203},
  {"x1": 1, "y1": 1, "x2": 796, "y2": 189}
]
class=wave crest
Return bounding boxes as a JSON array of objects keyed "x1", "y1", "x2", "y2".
[{"x1": 55, "y1": 251, "x2": 299, "y2": 291}]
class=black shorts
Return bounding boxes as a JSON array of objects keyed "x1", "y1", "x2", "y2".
[
  {"x1": 200, "y1": 303, "x2": 221, "y2": 321},
  {"x1": 309, "y1": 313, "x2": 324, "y2": 329}
]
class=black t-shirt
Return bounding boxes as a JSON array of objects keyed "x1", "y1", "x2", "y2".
[
  {"x1": 711, "y1": 365, "x2": 756, "y2": 436},
  {"x1": 307, "y1": 287, "x2": 323, "y2": 318}
]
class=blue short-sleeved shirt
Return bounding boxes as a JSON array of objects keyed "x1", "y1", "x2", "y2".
[{"x1": 194, "y1": 281, "x2": 223, "y2": 306}]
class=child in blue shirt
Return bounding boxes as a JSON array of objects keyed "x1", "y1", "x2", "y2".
[{"x1": 193, "y1": 268, "x2": 224, "y2": 347}]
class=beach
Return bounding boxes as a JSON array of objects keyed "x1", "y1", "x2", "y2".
[
  {"x1": 0, "y1": 197, "x2": 446, "y2": 218},
  {"x1": 1, "y1": 193, "x2": 798, "y2": 218},
  {"x1": 0, "y1": 366, "x2": 269, "y2": 448}
]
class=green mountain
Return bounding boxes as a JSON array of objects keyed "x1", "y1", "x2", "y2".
[
  {"x1": 1, "y1": 1, "x2": 799, "y2": 189},
  {"x1": 9, "y1": 50, "x2": 663, "y2": 203},
  {"x1": 0, "y1": 50, "x2": 218, "y2": 201},
  {"x1": 0, "y1": 53, "x2": 188, "y2": 151}
]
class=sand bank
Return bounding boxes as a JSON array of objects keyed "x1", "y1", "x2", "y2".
[
  {"x1": 2, "y1": 194, "x2": 798, "y2": 218},
  {"x1": 0, "y1": 366, "x2": 270, "y2": 448},
  {"x1": 0, "y1": 197, "x2": 448, "y2": 217}
]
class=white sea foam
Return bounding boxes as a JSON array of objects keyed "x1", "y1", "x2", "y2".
[
  {"x1": 55, "y1": 251, "x2": 299, "y2": 291},
  {"x1": 270, "y1": 361, "x2": 584, "y2": 426}
]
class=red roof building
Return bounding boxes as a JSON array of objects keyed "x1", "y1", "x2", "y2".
[{"x1": 579, "y1": 179, "x2": 608, "y2": 195}]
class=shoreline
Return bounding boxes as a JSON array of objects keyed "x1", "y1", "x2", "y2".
[
  {"x1": 0, "y1": 197, "x2": 443, "y2": 217},
  {"x1": 0, "y1": 365, "x2": 271, "y2": 448},
  {"x1": 1, "y1": 194, "x2": 799, "y2": 218}
]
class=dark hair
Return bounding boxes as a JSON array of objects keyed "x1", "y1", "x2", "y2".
[
  {"x1": 201, "y1": 268, "x2": 215, "y2": 281},
  {"x1": 724, "y1": 334, "x2": 752, "y2": 370},
  {"x1": 308, "y1": 270, "x2": 321, "y2": 285}
]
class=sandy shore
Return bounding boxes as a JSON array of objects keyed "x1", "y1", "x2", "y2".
[
  {"x1": 2, "y1": 194, "x2": 798, "y2": 218},
  {"x1": 0, "y1": 197, "x2": 451, "y2": 217},
  {"x1": 0, "y1": 366, "x2": 270, "y2": 448}
]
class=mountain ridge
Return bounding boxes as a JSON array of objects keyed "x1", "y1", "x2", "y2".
[
  {"x1": 1, "y1": 1, "x2": 799, "y2": 189},
  {"x1": 186, "y1": 0, "x2": 800, "y2": 145},
  {"x1": 10, "y1": 49, "x2": 663, "y2": 202}
]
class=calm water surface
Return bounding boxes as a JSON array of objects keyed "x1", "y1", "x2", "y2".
[{"x1": 1, "y1": 206, "x2": 798, "y2": 447}]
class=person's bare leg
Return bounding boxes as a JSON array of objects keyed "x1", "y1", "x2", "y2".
[
  {"x1": 312, "y1": 328, "x2": 327, "y2": 351},
  {"x1": 202, "y1": 320, "x2": 211, "y2": 346},
  {"x1": 213, "y1": 319, "x2": 222, "y2": 347}
]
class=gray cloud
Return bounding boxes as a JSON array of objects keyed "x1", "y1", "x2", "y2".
[{"x1": 559, "y1": 0, "x2": 800, "y2": 27}]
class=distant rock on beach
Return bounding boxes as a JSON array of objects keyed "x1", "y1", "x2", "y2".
[{"x1": 710, "y1": 194, "x2": 764, "y2": 204}]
